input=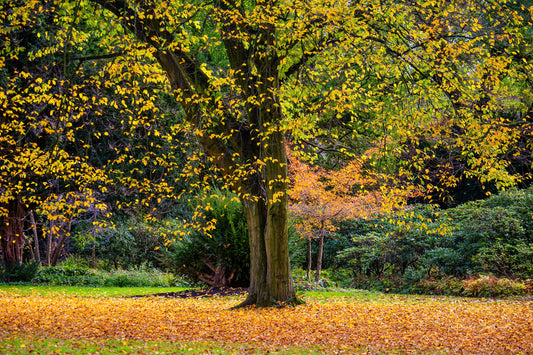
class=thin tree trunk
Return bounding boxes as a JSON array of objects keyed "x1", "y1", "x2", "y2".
[
  {"x1": 29, "y1": 210, "x2": 41, "y2": 266},
  {"x1": 46, "y1": 221, "x2": 53, "y2": 267},
  {"x1": 91, "y1": 241, "x2": 96, "y2": 268},
  {"x1": 306, "y1": 236, "x2": 312, "y2": 281},
  {"x1": 50, "y1": 219, "x2": 71, "y2": 266},
  {"x1": 315, "y1": 231, "x2": 325, "y2": 283}
]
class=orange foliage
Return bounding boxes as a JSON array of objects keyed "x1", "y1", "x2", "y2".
[
  {"x1": 288, "y1": 147, "x2": 401, "y2": 239},
  {"x1": 0, "y1": 295, "x2": 531, "y2": 353}
]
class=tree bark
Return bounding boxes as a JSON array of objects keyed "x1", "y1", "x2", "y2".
[
  {"x1": 29, "y1": 211, "x2": 40, "y2": 266},
  {"x1": 0, "y1": 200, "x2": 26, "y2": 267},
  {"x1": 236, "y1": 130, "x2": 300, "y2": 307},
  {"x1": 240, "y1": 192, "x2": 298, "y2": 306},
  {"x1": 315, "y1": 231, "x2": 325, "y2": 283},
  {"x1": 306, "y1": 236, "x2": 312, "y2": 281},
  {"x1": 46, "y1": 220, "x2": 53, "y2": 267},
  {"x1": 50, "y1": 219, "x2": 71, "y2": 267}
]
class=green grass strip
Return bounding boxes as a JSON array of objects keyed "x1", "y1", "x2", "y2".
[{"x1": 0, "y1": 285, "x2": 190, "y2": 298}]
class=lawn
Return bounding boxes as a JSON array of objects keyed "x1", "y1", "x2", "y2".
[{"x1": 0, "y1": 286, "x2": 531, "y2": 354}]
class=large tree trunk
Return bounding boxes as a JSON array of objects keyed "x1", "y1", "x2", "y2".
[
  {"x1": 240, "y1": 194, "x2": 297, "y2": 306},
  {"x1": 237, "y1": 132, "x2": 299, "y2": 307}
]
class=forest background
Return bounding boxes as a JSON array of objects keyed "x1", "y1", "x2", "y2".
[{"x1": 1, "y1": 0, "x2": 533, "y2": 301}]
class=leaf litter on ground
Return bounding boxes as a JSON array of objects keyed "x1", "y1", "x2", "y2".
[{"x1": 0, "y1": 290, "x2": 531, "y2": 354}]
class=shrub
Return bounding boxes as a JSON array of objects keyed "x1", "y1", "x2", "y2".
[
  {"x1": 462, "y1": 275, "x2": 527, "y2": 297},
  {"x1": 102, "y1": 262, "x2": 181, "y2": 287},
  {"x1": 102, "y1": 266, "x2": 178, "y2": 287},
  {"x1": 411, "y1": 275, "x2": 528, "y2": 297},
  {"x1": 33, "y1": 261, "x2": 178, "y2": 287},
  {"x1": 34, "y1": 266, "x2": 104, "y2": 286},
  {"x1": 335, "y1": 188, "x2": 533, "y2": 294},
  {"x1": 72, "y1": 218, "x2": 171, "y2": 270},
  {"x1": 411, "y1": 277, "x2": 465, "y2": 296},
  {"x1": 473, "y1": 240, "x2": 533, "y2": 279},
  {"x1": 159, "y1": 189, "x2": 250, "y2": 287},
  {"x1": 0, "y1": 261, "x2": 40, "y2": 283}
]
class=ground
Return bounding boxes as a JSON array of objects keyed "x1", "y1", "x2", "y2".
[{"x1": 132, "y1": 287, "x2": 248, "y2": 298}]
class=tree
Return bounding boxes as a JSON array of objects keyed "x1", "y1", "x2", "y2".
[
  {"x1": 0, "y1": 0, "x2": 193, "y2": 268},
  {"x1": 288, "y1": 147, "x2": 393, "y2": 282},
  {"x1": 0, "y1": 1, "x2": 111, "y2": 267}
]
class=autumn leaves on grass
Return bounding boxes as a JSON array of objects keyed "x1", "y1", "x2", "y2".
[{"x1": 1, "y1": 295, "x2": 531, "y2": 353}]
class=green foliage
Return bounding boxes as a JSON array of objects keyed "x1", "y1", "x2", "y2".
[
  {"x1": 33, "y1": 258, "x2": 178, "y2": 287},
  {"x1": 461, "y1": 275, "x2": 527, "y2": 297},
  {"x1": 411, "y1": 275, "x2": 528, "y2": 298},
  {"x1": 410, "y1": 277, "x2": 465, "y2": 296},
  {"x1": 336, "y1": 204, "x2": 439, "y2": 278},
  {"x1": 0, "y1": 262, "x2": 40, "y2": 283},
  {"x1": 101, "y1": 265, "x2": 178, "y2": 288},
  {"x1": 34, "y1": 266, "x2": 104, "y2": 286},
  {"x1": 159, "y1": 190, "x2": 250, "y2": 287},
  {"x1": 335, "y1": 188, "x2": 533, "y2": 294},
  {"x1": 473, "y1": 241, "x2": 533, "y2": 279},
  {"x1": 288, "y1": 223, "x2": 307, "y2": 270},
  {"x1": 72, "y1": 218, "x2": 170, "y2": 269}
]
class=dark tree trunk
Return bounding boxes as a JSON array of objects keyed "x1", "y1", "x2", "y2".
[
  {"x1": 29, "y1": 210, "x2": 40, "y2": 266},
  {"x1": 306, "y1": 237, "x2": 312, "y2": 281},
  {"x1": 238, "y1": 132, "x2": 299, "y2": 307},
  {"x1": 240, "y1": 195, "x2": 297, "y2": 306},
  {"x1": 315, "y1": 230, "x2": 325, "y2": 283},
  {"x1": 50, "y1": 219, "x2": 71, "y2": 267},
  {"x1": 0, "y1": 200, "x2": 26, "y2": 267},
  {"x1": 46, "y1": 220, "x2": 53, "y2": 266}
]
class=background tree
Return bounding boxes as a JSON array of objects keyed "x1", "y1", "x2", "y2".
[
  {"x1": 0, "y1": 0, "x2": 193, "y2": 269},
  {"x1": 288, "y1": 147, "x2": 400, "y2": 282}
]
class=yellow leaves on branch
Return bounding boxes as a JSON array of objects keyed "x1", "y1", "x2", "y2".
[{"x1": 0, "y1": 295, "x2": 531, "y2": 354}]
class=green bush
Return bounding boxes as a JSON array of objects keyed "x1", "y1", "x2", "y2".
[
  {"x1": 159, "y1": 189, "x2": 250, "y2": 287},
  {"x1": 411, "y1": 277, "x2": 465, "y2": 296},
  {"x1": 473, "y1": 240, "x2": 533, "y2": 278},
  {"x1": 410, "y1": 275, "x2": 527, "y2": 297},
  {"x1": 34, "y1": 266, "x2": 104, "y2": 286},
  {"x1": 33, "y1": 259, "x2": 178, "y2": 287},
  {"x1": 337, "y1": 204, "x2": 439, "y2": 280},
  {"x1": 334, "y1": 187, "x2": 533, "y2": 294},
  {"x1": 72, "y1": 218, "x2": 172, "y2": 270},
  {"x1": 0, "y1": 261, "x2": 40, "y2": 283},
  {"x1": 462, "y1": 275, "x2": 527, "y2": 297},
  {"x1": 102, "y1": 267, "x2": 178, "y2": 287}
]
